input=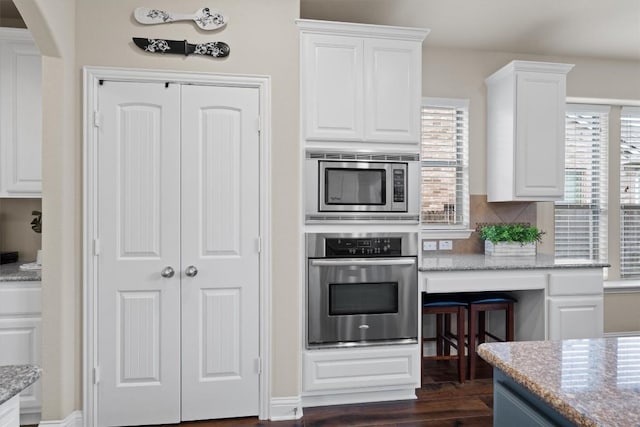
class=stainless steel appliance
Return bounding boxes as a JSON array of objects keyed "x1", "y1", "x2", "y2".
[
  {"x1": 306, "y1": 232, "x2": 418, "y2": 348},
  {"x1": 305, "y1": 151, "x2": 420, "y2": 223}
]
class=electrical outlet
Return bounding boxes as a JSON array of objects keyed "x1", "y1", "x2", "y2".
[
  {"x1": 439, "y1": 240, "x2": 453, "y2": 250},
  {"x1": 422, "y1": 241, "x2": 437, "y2": 251}
]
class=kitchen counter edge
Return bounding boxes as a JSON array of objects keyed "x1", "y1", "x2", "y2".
[
  {"x1": 419, "y1": 254, "x2": 609, "y2": 272},
  {"x1": 0, "y1": 364, "x2": 41, "y2": 406}
]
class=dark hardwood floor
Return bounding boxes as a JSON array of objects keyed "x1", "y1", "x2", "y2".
[{"x1": 147, "y1": 358, "x2": 494, "y2": 427}]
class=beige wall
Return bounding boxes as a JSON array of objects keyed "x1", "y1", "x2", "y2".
[{"x1": 18, "y1": 0, "x2": 301, "y2": 420}]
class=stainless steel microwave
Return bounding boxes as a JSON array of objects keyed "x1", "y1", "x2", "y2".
[{"x1": 305, "y1": 151, "x2": 420, "y2": 223}]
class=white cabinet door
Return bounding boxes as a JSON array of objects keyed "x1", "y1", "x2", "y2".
[
  {"x1": 0, "y1": 29, "x2": 42, "y2": 197},
  {"x1": 0, "y1": 282, "x2": 41, "y2": 417},
  {"x1": 514, "y1": 71, "x2": 566, "y2": 199},
  {"x1": 364, "y1": 39, "x2": 421, "y2": 143},
  {"x1": 180, "y1": 85, "x2": 260, "y2": 421},
  {"x1": 96, "y1": 81, "x2": 260, "y2": 426},
  {"x1": 486, "y1": 61, "x2": 573, "y2": 202},
  {"x1": 0, "y1": 317, "x2": 41, "y2": 414},
  {"x1": 548, "y1": 296, "x2": 604, "y2": 340},
  {"x1": 302, "y1": 33, "x2": 364, "y2": 141}
]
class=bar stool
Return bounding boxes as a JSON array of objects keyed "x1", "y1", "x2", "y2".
[
  {"x1": 466, "y1": 292, "x2": 517, "y2": 381},
  {"x1": 422, "y1": 294, "x2": 467, "y2": 384}
]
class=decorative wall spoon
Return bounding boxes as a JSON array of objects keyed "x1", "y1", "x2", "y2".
[{"x1": 134, "y1": 7, "x2": 228, "y2": 30}]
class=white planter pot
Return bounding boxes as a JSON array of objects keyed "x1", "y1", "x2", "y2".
[{"x1": 484, "y1": 241, "x2": 536, "y2": 257}]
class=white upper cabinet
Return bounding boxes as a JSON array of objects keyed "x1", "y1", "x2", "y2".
[
  {"x1": 486, "y1": 61, "x2": 573, "y2": 202},
  {"x1": 298, "y1": 20, "x2": 428, "y2": 146},
  {"x1": 0, "y1": 28, "x2": 42, "y2": 198}
]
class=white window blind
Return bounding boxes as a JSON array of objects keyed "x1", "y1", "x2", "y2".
[
  {"x1": 620, "y1": 106, "x2": 640, "y2": 278},
  {"x1": 554, "y1": 104, "x2": 609, "y2": 262},
  {"x1": 420, "y1": 98, "x2": 469, "y2": 228}
]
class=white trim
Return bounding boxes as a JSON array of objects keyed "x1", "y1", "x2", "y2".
[
  {"x1": 604, "y1": 331, "x2": 640, "y2": 337},
  {"x1": 296, "y1": 18, "x2": 429, "y2": 41},
  {"x1": 566, "y1": 97, "x2": 640, "y2": 107},
  {"x1": 38, "y1": 411, "x2": 83, "y2": 427},
  {"x1": 604, "y1": 279, "x2": 640, "y2": 293},
  {"x1": 82, "y1": 66, "x2": 272, "y2": 424},
  {"x1": 269, "y1": 397, "x2": 303, "y2": 421},
  {"x1": 21, "y1": 412, "x2": 41, "y2": 426}
]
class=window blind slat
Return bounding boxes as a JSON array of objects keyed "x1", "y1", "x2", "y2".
[
  {"x1": 621, "y1": 109, "x2": 640, "y2": 277},
  {"x1": 421, "y1": 102, "x2": 469, "y2": 227},
  {"x1": 555, "y1": 106, "x2": 608, "y2": 262}
]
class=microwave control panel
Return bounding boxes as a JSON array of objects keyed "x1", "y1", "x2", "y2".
[
  {"x1": 325, "y1": 237, "x2": 402, "y2": 257},
  {"x1": 392, "y1": 169, "x2": 405, "y2": 203}
]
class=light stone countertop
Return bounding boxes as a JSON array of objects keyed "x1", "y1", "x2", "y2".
[
  {"x1": 478, "y1": 337, "x2": 640, "y2": 427},
  {"x1": 0, "y1": 364, "x2": 41, "y2": 406},
  {"x1": 0, "y1": 262, "x2": 41, "y2": 282},
  {"x1": 419, "y1": 253, "x2": 609, "y2": 272}
]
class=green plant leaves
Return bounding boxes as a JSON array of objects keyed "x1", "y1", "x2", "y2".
[{"x1": 479, "y1": 224, "x2": 543, "y2": 244}]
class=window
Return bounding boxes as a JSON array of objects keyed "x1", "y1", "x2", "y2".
[
  {"x1": 620, "y1": 107, "x2": 640, "y2": 277},
  {"x1": 554, "y1": 105, "x2": 609, "y2": 262},
  {"x1": 420, "y1": 98, "x2": 469, "y2": 231}
]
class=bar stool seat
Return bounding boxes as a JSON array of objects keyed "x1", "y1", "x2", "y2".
[
  {"x1": 422, "y1": 294, "x2": 467, "y2": 384},
  {"x1": 466, "y1": 292, "x2": 517, "y2": 381}
]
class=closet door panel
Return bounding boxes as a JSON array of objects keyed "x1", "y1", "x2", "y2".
[
  {"x1": 180, "y1": 85, "x2": 261, "y2": 421},
  {"x1": 96, "y1": 81, "x2": 181, "y2": 427}
]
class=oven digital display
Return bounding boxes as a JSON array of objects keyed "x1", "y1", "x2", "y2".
[{"x1": 328, "y1": 282, "x2": 398, "y2": 316}]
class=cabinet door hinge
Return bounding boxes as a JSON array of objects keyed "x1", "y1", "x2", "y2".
[
  {"x1": 93, "y1": 110, "x2": 101, "y2": 128},
  {"x1": 93, "y1": 367, "x2": 100, "y2": 385},
  {"x1": 256, "y1": 236, "x2": 262, "y2": 253},
  {"x1": 256, "y1": 116, "x2": 261, "y2": 133},
  {"x1": 255, "y1": 357, "x2": 262, "y2": 374},
  {"x1": 93, "y1": 238, "x2": 100, "y2": 256}
]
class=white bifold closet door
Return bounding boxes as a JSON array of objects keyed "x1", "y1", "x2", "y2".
[{"x1": 96, "y1": 81, "x2": 260, "y2": 427}]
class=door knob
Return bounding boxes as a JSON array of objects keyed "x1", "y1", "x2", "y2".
[
  {"x1": 160, "y1": 266, "x2": 175, "y2": 278},
  {"x1": 185, "y1": 265, "x2": 198, "y2": 277}
]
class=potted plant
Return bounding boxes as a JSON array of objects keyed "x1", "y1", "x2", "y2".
[
  {"x1": 479, "y1": 223, "x2": 544, "y2": 256},
  {"x1": 31, "y1": 210, "x2": 42, "y2": 265}
]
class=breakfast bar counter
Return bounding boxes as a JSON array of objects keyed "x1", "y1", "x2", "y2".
[
  {"x1": 478, "y1": 337, "x2": 640, "y2": 426},
  {"x1": 419, "y1": 253, "x2": 609, "y2": 272}
]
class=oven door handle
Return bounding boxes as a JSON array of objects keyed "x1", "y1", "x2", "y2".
[{"x1": 309, "y1": 258, "x2": 416, "y2": 267}]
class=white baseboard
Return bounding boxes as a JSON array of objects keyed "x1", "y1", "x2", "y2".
[
  {"x1": 302, "y1": 388, "x2": 417, "y2": 408},
  {"x1": 270, "y1": 396, "x2": 303, "y2": 421},
  {"x1": 38, "y1": 410, "x2": 83, "y2": 427},
  {"x1": 21, "y1": 411, "x2": 41, "y2": 426},
  {"x1": 604, "y1": 331, "x2": 640, "y2": 337}
]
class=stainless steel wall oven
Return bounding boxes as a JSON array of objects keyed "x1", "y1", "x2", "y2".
[{"x1": 306, "y1": 232, "x2": 418, "y2": 348}]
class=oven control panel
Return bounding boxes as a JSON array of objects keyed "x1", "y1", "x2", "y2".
[{"x1": 325, "y1": 237, "x2": 402, "y2": 257}]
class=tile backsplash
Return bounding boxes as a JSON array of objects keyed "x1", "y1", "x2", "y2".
[
  {"x1": 425, "y1": 195, "x2": 537, "y2": 255},
  {"x1": 0, "y1": 198, "x2": 42, "y2": 262}
]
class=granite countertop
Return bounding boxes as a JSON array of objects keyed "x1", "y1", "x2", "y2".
[
  {"x1": 478, "y1": 337, "x2": 640, "y2": 427},
  {"x1": 0, "y1": 364, "x2": 41, "y2": 406},
  {"x1": 419, "y1": 253, "x2": 609, "y2": 272},
  {"x1": 0, "y1": 262, "x2": 41, "y2": 282}
]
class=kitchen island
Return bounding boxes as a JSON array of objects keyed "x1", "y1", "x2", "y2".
[
  {"x1": 420, "y1": 254, "x2": 608, "y2": 341},
  {"x1": 0, "y1": 365, "x2": 41, "y2": 426},
  {"x1": 478, "y1": 337, "x2": 640, "y2": 426}
]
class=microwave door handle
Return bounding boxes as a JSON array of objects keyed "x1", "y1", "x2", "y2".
[{"x1": 309, "y1": 258, "x2": 416, "y2": 267}]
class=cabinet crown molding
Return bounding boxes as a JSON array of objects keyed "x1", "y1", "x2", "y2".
[
  {"x1": 486, "y1": 60, "x2": 574, "y2": 84},
  {"x1": 296, "y1": 19, "x2": 429, "y2": 41},
  {"x1": 0, "y1": 27, "x2": 32, "y2": 41}
]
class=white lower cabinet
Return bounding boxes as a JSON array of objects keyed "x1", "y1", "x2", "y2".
[
  {"x1": 302, "y1": 345, "x2": 420, "y2": 407},
  {"x1": 547, "y1": 270, "x2": 604, "y2": 340},
  {"x1": 0, "y1": 395, "x2": 20, "y2": 427},
  {"x1": 0, "y1": 282, "x2": 41, "y2": 424}
]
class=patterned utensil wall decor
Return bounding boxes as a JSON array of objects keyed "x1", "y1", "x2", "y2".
[
  {"x1": 132, "y1": 38, "x2": 230, "y2": 58},
  {"x1": 134, "y1": 7, "x2": 228, "y2": 30}
]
